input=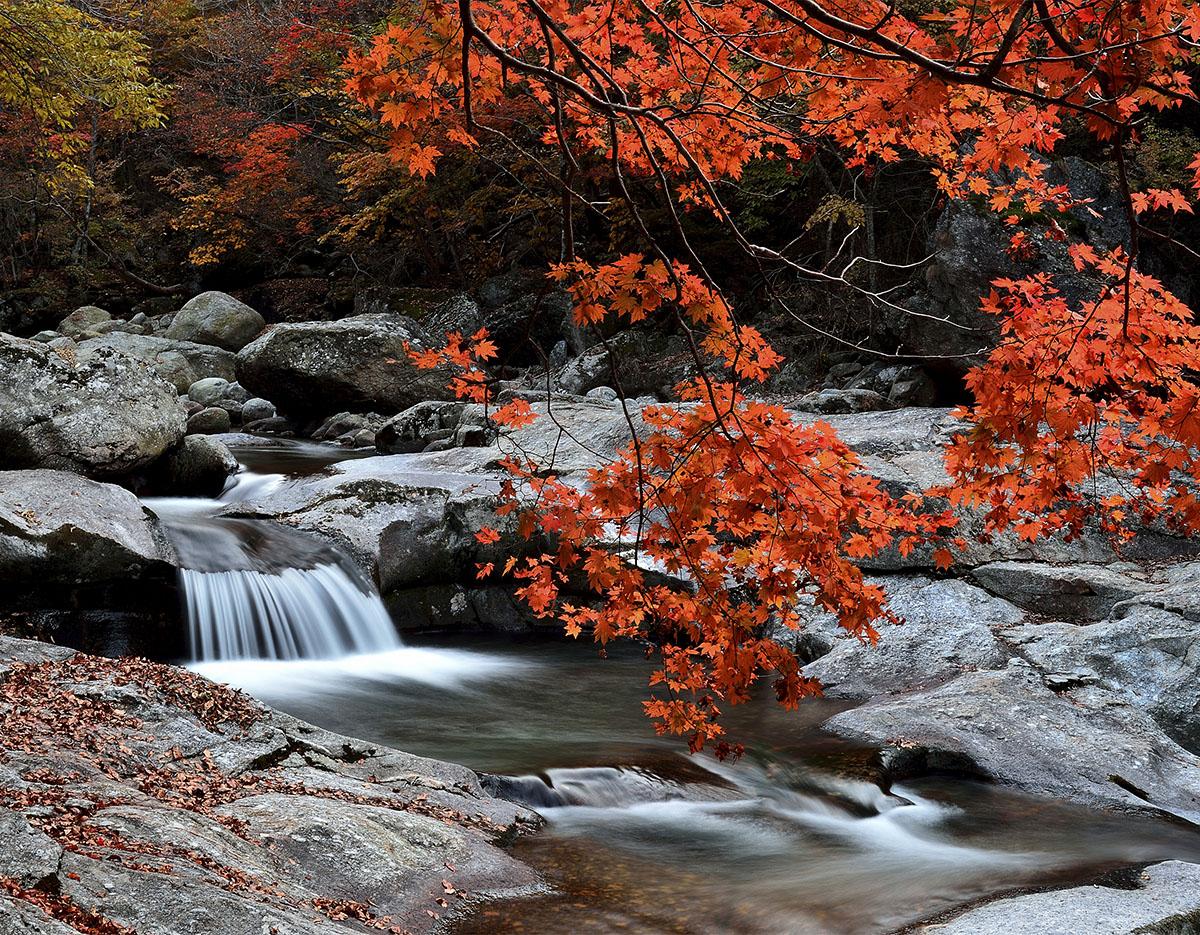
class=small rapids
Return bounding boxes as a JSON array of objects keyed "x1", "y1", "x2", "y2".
[{"x1": 180, "y1": 563, "x2": 398, "y2": 662}]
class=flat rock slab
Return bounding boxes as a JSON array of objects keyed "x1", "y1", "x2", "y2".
[
  {"x1": 824, "y1": 665, "x2": 1200, "y2": 822},
  {"x1": 0, "y1": 636, "x2": 542, "y2": 934},
  {"x1": 919, "y1": 860, "x2": 1200, "y2": 934}
]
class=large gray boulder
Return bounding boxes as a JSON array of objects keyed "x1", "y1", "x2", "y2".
[
  {"x1": 802, "y1": 577, "x2": 1016, "y2": 696},
  {"x1": 237, "y1": 314, "x2": 455, "y2": 418},
  {"x1": 223, "y1": 456, "x2": 510, "y2": 594},
  {"x1": 165, "y1": 291, "x2": 265, "y2": 351},
  {"x1": 0, "y1": 333, "x2": 186, "y2": 477},
  {"x1": 824, "y1": 664, "x2": 1200, "y2": 821},
  {"x1": 0, "y1": 470, "x2": 171, "y2": 586},
  {"x1": 77, "y1": 332, "x2": 237, "y2": 392}
]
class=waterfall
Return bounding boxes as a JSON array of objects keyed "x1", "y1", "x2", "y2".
[
  {"x1": 147, "y1": 470, "x2": 402, "y2": 663},
  {"x1": 181, "y1": 562, "x2": 401, "y2": 662}
]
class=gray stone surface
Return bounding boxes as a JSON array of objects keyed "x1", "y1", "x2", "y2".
[
  {"x1": 802, "y1": 577, "x2": 1015, "y2": 696},
  {"x1": 0, "y1": 333, "x2": 186, "y2": 477},
  {"x1": 239, "y1": 396, "x2": 275, "y2": 423},
  {"x1": 825, "y1": 665, "x2": 1200, "y2": 821},
  {"x1": 187, "y1": 406, "x2": 232, "y2": 435},
  {"x1": 376, "y1": 401, "x2": 474, "y2": 454},
  {"x1": 1007, "y1": 601, "x2": 1200, "y2": 753},
  {"x1": 795, "y1": 387, "x2": 889, "y2": 414},
  {"x1": 78, "y1": 332, "x2": 237, "y2": 392},
  {"x1": 187, "y1": 377, "x2": 249, "y2": 409},
  {"x1": 973, "y1": 560, "x2": 1152, "y2": 621},
  {"x1": 0, "y1": 470, "x2": 171, "y2": 585},
  {"x1": 919, "y1": 860, "x2": 1200, "y2": 935},
  {"x1": 0, "y1": 810, "x2": 63, "y2": 890},
  {"x1": 237, "y1": 314, "x2": 455, "y2": 418},
  {"x1": 165, "y1": 291, "x2": 265, "y2": 351}
]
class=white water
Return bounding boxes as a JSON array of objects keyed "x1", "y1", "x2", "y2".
[
  {"x1": 182, "y1": 563, "x2": 401, "y2": 662},
  {"x1": 150, "y1": 459, "x2": 404, "y2": 663}
]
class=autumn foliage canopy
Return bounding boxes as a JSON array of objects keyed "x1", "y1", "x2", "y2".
[{"x1": 339, "y1": 0, "x2": 1200, "y2": 750}]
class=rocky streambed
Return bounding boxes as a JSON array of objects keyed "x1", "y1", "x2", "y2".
[{"x1": 4, "y1": 290, "x2": 1200, "y2": 932}]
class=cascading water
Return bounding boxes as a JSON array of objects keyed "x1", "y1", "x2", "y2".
[
  {"x1": 180, "y1": 563, "x2": 399, "y2": 662},
  {"x1": 145, "y1": 446, "x2": 401, "y2": 663}
]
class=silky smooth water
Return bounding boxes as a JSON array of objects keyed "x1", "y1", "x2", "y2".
[
  {"x1": 147, "y1": 441, "x2": 398, "y2": 662},
  {"x1": 200, "y1": 636, "x2": 1200, "y2": 935},
  {"x1": 159, "y1": 440, "x2": 1200, "y2": 934}
]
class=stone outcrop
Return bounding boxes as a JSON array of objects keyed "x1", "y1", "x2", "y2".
[
  {"x1": 0, "y1": 334, "x2": 185, "y2": 477},
  {"x1": 0, "y1": 637, "x2": 542, "y2": 935}
]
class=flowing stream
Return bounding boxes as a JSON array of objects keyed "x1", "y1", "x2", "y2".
[{"x1": 146, "y1": 439, "x2": 1200, "y2": 935}]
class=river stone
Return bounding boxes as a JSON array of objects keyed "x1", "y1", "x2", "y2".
[
  {"x1": 0, "y1": 334, "x2": 185, "y2": 477},
  {"x1": 222, "y1": 456, "x2": 510, "y2": 593},
  {"x1": 165, "y1": 291, "x2": 265, "y2": 351},
  {"x1": 824, "y1": 664, "x2": 1200, "y2": 821},
  {"x1": 56, "y1": 305, "x2": 111, "y2": 338},
  {"x1": 802, "y1": 577, "x2": 1015, "y2": 697},
  {"x1": 187, "y1": 406, "x2": 232, "y2": 435},
  {"x1": 187, "y1": 377, "x2": 251, "y2": 416},
  {"x1": 0, "y1": 470, "x2": 170, "y2": 585},
  {"x1": 236, "y1": 314, "x2": 455, "y2": 418},
  {"x1": 76, "y1": 332, "x2": 238, "y2": 392},
  {"x1": 157, "y1": 436, "x2": 238, "y2": 496},
  {"x1": 240, "y1": 396, "x2": 275, "y2": 423},
  {"x1": 972, "y1": 560, "x2": 1152, "y2": 621},
  {"x1": 919, "y1": 860, "x2": 1200, "y2": 935},
  {"x1": 0, "y1": 810, "x2": 63, "y2": 891}
]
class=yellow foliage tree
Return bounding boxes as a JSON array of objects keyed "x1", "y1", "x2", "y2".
[{"x1": 0, "y1": 0, "x2": 166, "y2": 192}]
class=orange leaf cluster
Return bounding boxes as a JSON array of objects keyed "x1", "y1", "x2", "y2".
[
  {"x1": 947, "y1": 246, "x2": 1200, "y2": 540},
  {"x1": 411, "y1": 264, "x2": 955, "y2": 750}
]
